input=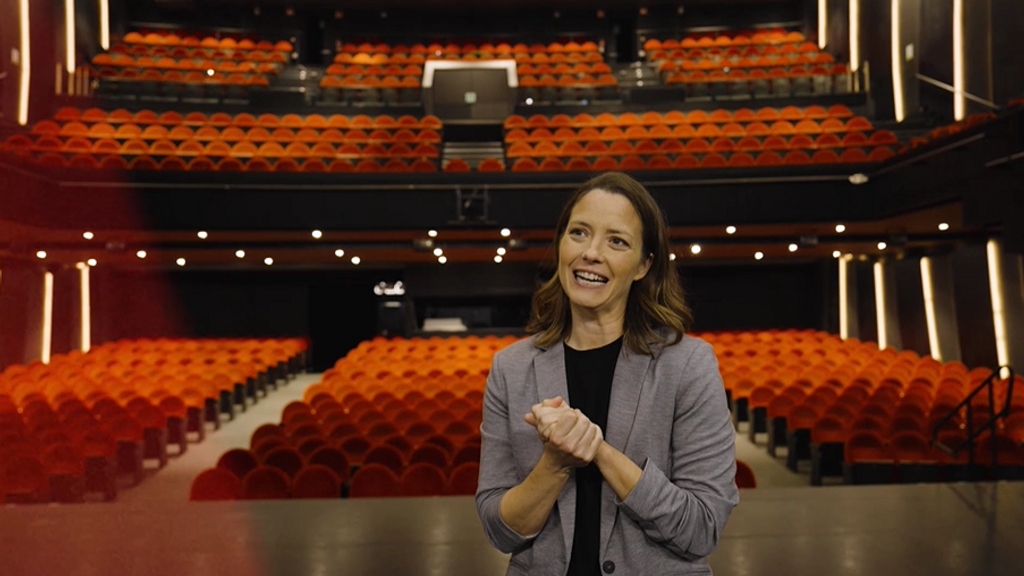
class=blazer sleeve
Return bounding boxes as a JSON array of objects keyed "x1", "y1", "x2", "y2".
[
  {"x1": 615, "y1": 339, "x2": 739, "y2": 561},
  {"x1": 475, "y1": 350, "x2": 538, "y2": 554}
]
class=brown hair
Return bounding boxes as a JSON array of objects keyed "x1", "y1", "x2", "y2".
[{"x1": 525, "y1": 172, "x2": 693, "y2": 356}]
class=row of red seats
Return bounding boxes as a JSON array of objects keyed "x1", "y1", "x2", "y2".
[
  {"x1": 326, "y1": 64, "x2": 424, "y2": 76},
  {"x1": 506, "y1": 121, "x2": 880, "y2": 141},
  {"x1": 8, "y1": 136, "x2": 440, "y2": 158},
  {"x1": 444, "y1": 159, "x2": 505, "y2": 173},
  {"x1": 91, "y1": 69, "x2": 269, "y2": 85},
  {"x1": 338, "y1": 41, "x2": 600, "y2": 55},
  {"x1": 7, "y1": 154, "x2": 439, "y2": 173},
  {"x1": 505, "y1": 105, "x2": 856, "y2": 128},
  {"x1": 517, "y1": 63, "x2": 612, "y2": 75},
  {"x1": 665, "y1": 66, "x2": 849, "y2": 84},
  {"x1": 649, "y1": 45, "x2": 830, "y2": 61},
  {"x1": 643, "y1": 30, "x2": 808, "y2": 50},
  {"x1": 506, "y1": 137, "x2": 897, "y2": 156},
  {"x1": 897, "y1": 113, "x2": 999, "y2": 157},
  {"x1": 92, "y1": 53, "x2": 286, "y2": 69},
  {"x1": 110, "y1": 43, "x2": 287, "y2": 60},
  {"x1": 122, "y1": 32, "x2": 292, "y2": 52},
  {"x1": 657, "y1": 53, "x2": 836, "y2": 71},
  {"x1": 333, "y1": 52, "x2": 605, "y2": 66},
  {"x1": 319, "y1": 76, "x2": 422, "y2": 88},
  {"x1": 508, "y1": 149, "x2": 895, "y2": 171},
  {"x1": 33, "y1": 124, "x2": 442, "y2": 143},
  {"x1": 50, "y1": 108, "x2": 443, "y2": 129}
]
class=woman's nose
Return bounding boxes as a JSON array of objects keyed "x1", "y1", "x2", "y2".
[{"x1": 582, "y1": 241, "x2": 603, "y2": 262}]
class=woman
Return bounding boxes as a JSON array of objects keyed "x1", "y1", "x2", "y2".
[{"x1": 476, "y1": 172, "x2": 738, "y2": 575}]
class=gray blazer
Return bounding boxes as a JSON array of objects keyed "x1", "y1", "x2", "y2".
[{"x1": 476, "y1": 333, "x2": 738, "y2": 575}]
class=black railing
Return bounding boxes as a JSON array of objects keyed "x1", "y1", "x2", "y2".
[{"x1": 933, "y1": 366, "x2": 1015, "y2": 474}]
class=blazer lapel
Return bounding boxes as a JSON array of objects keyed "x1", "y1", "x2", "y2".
[
  {"x1": 600, "y1": 347, "x2": 653, "y2": 555},
  {"x1": 532, "y1": 344, "x2": 575, "y2": 568}
]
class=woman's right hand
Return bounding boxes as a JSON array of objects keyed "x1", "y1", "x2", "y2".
[{"x1": 534, "y1": 405, "x2": 604, "y2": 472}]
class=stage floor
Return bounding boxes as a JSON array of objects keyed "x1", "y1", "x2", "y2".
[{"x1": 2, "y1": 481, "x2": 1022, "y2": 576}]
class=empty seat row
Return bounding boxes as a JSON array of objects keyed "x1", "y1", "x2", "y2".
[
  {"x1": 109, "y1": 43, "x2": 288, "y2": 60},
  {"x1": 9, "y1": 137, "x2": 440, "y2": 157},
  {"x1": 319, "y1": 76, "x2": 422, "y2": 88},
  {"x1": 32, "y1": 123, "x2": 442, "y2": 143},
  {"x1": 326, "y1": 64, "x2": 424, "y2": 76},
  {"x1": 50, "y1": 108, "x2": 443, "y2": 129},
  {"x1": 517, "y1": 63, "x2": 612, "y2": 75},
  {"x1": 92, "y1": 69, "x2": 270, "y2": 85},
  {"x1": 92, "y1": 54, "x2": 286, "y2": 69},
  {"x1": 508, "y1": 149, "x2": 895, "y2": 171},
  {"x1": 505, "y1": 121, "x2": 881, "y2": 142},
  {"x1": 6, "y1": 154, "x2": 439, "y2": 173},
  {"x1": 333, "y1": 52, "x2": 605, "y2": 66},
  {"x1": 337, "y1": 40, "x2": 600, "y2": 55},
  {"x1": 504, "y1": 105, "x2": 855, "y2": 129},
  {"x1": 122, "y1": 31, "x2": 292, "y2": 52},
  {"x1": 649, "y1": 45, "x2": 831, "y2": 61},
  {"x1": 658, "y1": 55, "x2": 838, "y2": 72},
  {"x1": 506, "y1": 137, "x2": 897, "y2": 156},
  {"x1": 643, "y1": 30, "x2": 808, "y2": 50}
]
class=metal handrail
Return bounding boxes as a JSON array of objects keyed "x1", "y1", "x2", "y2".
[{"x1": 932, "y1": 366, "x2": 1015, "y2": 471}]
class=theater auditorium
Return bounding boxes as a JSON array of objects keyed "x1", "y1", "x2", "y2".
[{"x1": 1, "y1": 0, "x2": 1023, "y2": 574}]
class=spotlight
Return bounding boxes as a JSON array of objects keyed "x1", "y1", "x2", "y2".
[
  {"x1": 36, "y1": 251, "x2": 46, "y2": 259},
  {"x1": 525, "y1": 98, "x2": 534, "y2": 105},
  {"x1": 235, "y1": 250, "x2": 245, "y2": 258},
  {"x1": 877, "y1": 242, "x2": 887, "y2": 250},
  {"x1": 87, "y1": 259, "x2": 97, "y2": 267},
  {"x1": 83, "y1": 231, "x2": 94, "y2": 240},
  {"x1": 690, "y1": 244, "x2": 701, "y2": 255},
  {"x1": 438, "y1": 256, "x2": 447, "y2": 264},
  {"x1": 197, "y1": 231, "x2": 208, "y2": 239},
  {"x1": 725, "y1": 226, "x2": 736, "y2": 235},
  {"x1": 427, "y1": 229, "x2": 438, "y2": 238},
  {"x1": 206, "y1": 69, "x2": 215, "y2": 77},
  {"x1": 788, "y1": 244, "x2": 798, "y2": 252},
  {"x1": 835, "y1": 224, "x2": 846, "y2": 233},
  {"x1": 494, "y1": 255, "x2": 503, "y2": 263},
  {"x1": 500, "y1": 228, "x2": 512, "y2": 237},
  {"x1": 755, "y1": 252, "x2": 764, "y2": 260},
  {"x1": 433, "y1": 248, "x2": 443, "y2": 257},
  {"x1": 136, "y1": 250, "x2": 147, "y2": 259},
  {"x1": 833, "y1": 251, "x2": 841, "y2": 258},
  {"x1": 176, "y1": 258, "x2": 186, "y2": 266},
  {"x1": 264, "y1": 257, "x2": 274, "y2": 266},
  {"x1": 334, "y1": 249, "x2": 345, "y2": 258},
  {"x1": 351, "y1": 256, "x2": 361, "y2": 265},
  {"x1": 938, "y1": 222, "x2": 950, "y2": 231},
  {"x1": 497, "y1": 247, "x2": 507, "y2": 255},
  {"x1": 669, "y1": 253, "x2": 676, "y2": 261},
  {"x1": 311, "y1": 230, "x2": 323, "y2": 239}
]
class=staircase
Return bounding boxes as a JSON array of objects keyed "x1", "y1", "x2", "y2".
[{"x1": 442, "y1": 141, "x2": 505, "y2": 170}]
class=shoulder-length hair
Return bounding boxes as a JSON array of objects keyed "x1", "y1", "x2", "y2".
[{"x1": 525, "y1": 172, "x2": 693, "y2": 356}]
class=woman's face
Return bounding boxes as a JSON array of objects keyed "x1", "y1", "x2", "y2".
[{"x1": 558, "y1": 189, "x2": 652, "y2": 319}]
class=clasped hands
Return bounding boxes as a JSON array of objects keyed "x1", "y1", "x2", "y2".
[{"x1": 523, "y1": 396, "x2": 604, "y2": 471}]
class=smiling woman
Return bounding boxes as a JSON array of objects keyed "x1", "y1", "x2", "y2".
[{"x1": 476, "y1": 172, "x2": 738, "y2": 576}]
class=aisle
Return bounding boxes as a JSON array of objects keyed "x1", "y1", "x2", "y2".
[
  {"x1": 734, "y1": 421, "x2": 809, "y2": 488},
  {"x1": 116, "y1": 373, "x2": 321, "y2": 504}
]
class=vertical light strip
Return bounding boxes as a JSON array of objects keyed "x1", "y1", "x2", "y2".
[
  {"x1": 952, "y1": 0, "x2": 965, "y2": 120},
  {"x1": 874, "y1": 261, "x2": 888, "y2": 349},
  {"x1": 42, "y1": 272, "x2": 54, "y2": 364},
  {"x1": 818, "y1": 0, "x2": 828, "y2": 49},
  {"x1": 849, "y1": 0, "x2": 860, "y2": 71},
  {"x1": 65, "y1": 0, "x2": 76, "y2": 73},
  {"x1": 920, "y1": 257, "x2": 942, "y2": 361},
  {"x1": 80, "y1": 263, "x2": 91, "y2": 352},
  {"x1": 839, "y1": 256, "x2": 850, "y2": 339},
  {"x1": 986, "y1": 239, "x2": 1010, "y2": 373},
  {"x1": 17, "y1": 0, "x2": 31, "y2": 125},
  {"x1": 99, "y1": 0, "x2": 110, "y2": 49},
  {"x1": 891, "y1": 0, "x2": 905, "y2": 122}
]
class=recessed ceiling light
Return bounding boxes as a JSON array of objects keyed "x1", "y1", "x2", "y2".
[
  {"x1": 497, "y1": 247, "x2": 507, "y2": 255},
  {"x1": 334, "y1": 249, "x2": 345, "y2": 258},
  {"x1": 136, "y1": 250, "x2": 147, "y2": 259},
  {"x1": 832, "y1": 251, "x2": 841, "y2": 258},
  {"x1": 427, "y1": 230, "x2": 438, "y2": 238},
  {"x1": 176, "y1": 258, "x2": 186, "y2": 266},
  {"x1": 788, "y1": 244, "x2": 798, "y2": 252},
  {"x1": 690, "y1": 244, "x2": 701, "y2": 255},
  {"x1": 264, "y1": 257, "x2": 274, "y2": 266},
  {"x1": 36, "y1": 251, "x2": 46, "y2": 259},
  {"x1": 725, "y1": 226, "x2": 736, "y2": 235},
  {"x1": 938, "y1": 222, "x2": 950, "y2": 231},
  {"x1": 235, "y1": 250, "x2": 245, "y2": 258},
  {"x1": 351, "y1": 256, "x2": 361, "y2": 265},
  {"x1": 83, "y1": 231, "x2": 94, "y2": 240},
  {"x1": 87, "y1": 259, "x2": 97, "y2": 267},
  {"x1": 500, "y1": 228, "x2": 511, "y2": 237},
  {"x1": 438, "y1": 256, "x2": 447, "y2": 264},
  {"x1": 877, "y1": 242, "x2": 887, "y2": 250},
  {"x1": 433, "y1": 248, "x2": 443, "y2": 257},
  {"x1": 197, "y1": 231, "x2": 208, "y2": 239},
  {"x1": 494, "y1": 255, "x2": 503, "y2": 263},
  {"x1": 669, "y1": 253, "x2": 676, "y2": 261},
  {"x1": 311, "y1": 230, "x2": 323, "y2": 239},
  {"x1": 754, "y1": 252, "x2": 764, "y2": 260},
  {"x1": 835, "y1": 224, "x2": 846, "y2": 233}
]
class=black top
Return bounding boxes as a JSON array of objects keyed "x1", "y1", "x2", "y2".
[{"x1": 564, "y1": 336, "x2": 623, "y2": 576}]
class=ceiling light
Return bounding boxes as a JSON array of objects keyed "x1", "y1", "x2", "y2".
[
  {"x1": 669, "y1": 253, "x2": 676, "y2": 261},
  {"x1": 500, "y1": 228, "x2": 511, "y2": 237},
  {"x1": 788, "y1": 244, "x2": 798, "y2": 252},
  {"x1": 835, "y1": 224, "x2": 846, "y2": 233},
  {"x1": 176, "y1": 258, "x2": 186, "y2": 266},
  {"x1": 938, "y1": 222, "x2": 950, "y2": 231},
  {"x1": 87, "y1": 259, "x2": 97, "y2": 267},
  {"x1": 497, "y1": 247, "x2": 507, "y2": 256},
  {"x1": 311, "y1": 230, "x2": 323, "y2": 239},
  {"x1": 83, "y1": 231, "x2": 94, "y2": 240},
  {"x1": 36, "y1": 251, "x2": 46, "y2": 259},
  {"x1": 755, "y1": 252, "x2": 764, "y2": 260},
  {"x1": 438, "y1": 256, "x2": 447, "y2": 264},
  {"x1": 525, "y1": 98, "x2": 534, "y2": 105},
  {"x1": 690, "y1": 244, "x2": 701, "y2": 255},
  {"x1": 351, "y1": 256, "x2": 361, "y2": 265},
  {"x1": 334, "y1": 249, "x2": 345, "y2": 258},
  {"x1": 877, "y1": 242, "x2": 887, "y2": 250},
  {"x1": 427, "y1": 229, "x2": 438, "y2": 238},
  {"x1": 725, "y1": 226, "x2": 736, "y2": 235},
  {"x1": 494, "y1": 255, "x2": 503, "y2": 263},
  {"x1": 197, "y1": 231, "x2": 208, "y2": 239},
  {"x1": 433, "y1": 248, "x2": 443, "y2": 257},
  {"x1": 136, "y1": 250, "x2": 147, "y2": 259},
  {"x1": 833, "y1": 251, "x2": 841, "y2": 258},
  {"x1": 235, "y1": 250, "x2": 245, "y2": 258},
  {"x1": 264, "y1": 257, "x2": 274, "y2": 266}
]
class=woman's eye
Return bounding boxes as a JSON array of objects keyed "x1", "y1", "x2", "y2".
[
  {"x1": 569, "y1": 228, "x2": 585, "y2": 237},
  {"x1": 611, "y1": 238, "x2": 628, "y2": 247}
]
